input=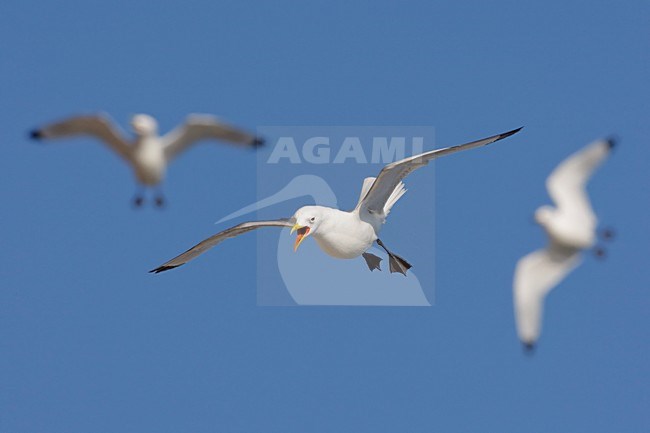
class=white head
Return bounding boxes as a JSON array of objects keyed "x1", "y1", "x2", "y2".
[
  {"x1": 534, "y1": 205, "x2": 555, "y2": 227},
  {"x1": 130, "y1": 114, "x2": 158, "y2": 136},
  {"x1": 290, "y1": 205, "x2": 327, "y2": 251}
]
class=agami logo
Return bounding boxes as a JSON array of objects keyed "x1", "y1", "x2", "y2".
[{"x1": 266, "y1": 135, "x2": 425, "y2": 164}]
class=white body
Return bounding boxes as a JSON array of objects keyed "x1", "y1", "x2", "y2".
[
  {"x1": 151, "y1": 128, "x2": 521, "y2": 273},
  {"x1": 310, "y1": 207, "x2": 379, "y2": 259},
  {"x1": 513, "y1": 138, "x2": 614, "y2": 348},
  {"x1": 132, "y1": 135, "x2": 167, "y2": 185},
  {"x1": 293, "y1": 173, "x2": 406, "y2": 259},
  {"x1": 33, "y1": 113, "x2": 260, "y2": 188}
]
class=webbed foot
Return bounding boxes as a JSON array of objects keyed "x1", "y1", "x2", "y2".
[
  {"x1": 593, "y1": 246, "x2": 607, "y2": 259},
  {"x1": 362, "y1": 252, "x2": 382, "y2": 272},
  {"x1": 387, "y1": 253, "x2": 412, "y2": 276},
  {"x1": 600, "y1": 227, "x2": 615, "y2": 241},
  {"x1": 154, "y1": 195, "x2": 165, "y2": 208},
  {"x1": 132, "y1": 195, "x2": 144, "y2": 208},
  {"x1": 376, "y1": 239, "x2": 412, "y2": 276}
]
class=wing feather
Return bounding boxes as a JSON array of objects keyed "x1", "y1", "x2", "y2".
[
  {"x1": 355, "y1": 177, "x2": 376, "y2": 209},
  {"x1": 546, "y1": 139, "x2": 613, "y2": 221},
  {"x1": 31, "y1": 114, "x2": 133, "y2": 162},
  {"x1": 359, "y1": 127, "x2": 522, "y2": 214},
  {"x1": 150, "y1": 219, "x2": 293, "y2": 273},
  {"x1": 513, "y1": 245, "x2": 582, "y2": 345},
  {"x1": 162, "y1": 114, "x2": 263, "y2": 161}
]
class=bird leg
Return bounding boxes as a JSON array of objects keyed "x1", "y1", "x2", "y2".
[
  {"x1": 599, "y1": 227, "x2": 615, "y2": 241},
  {"x1": 593, "y1": 227, "x2": 615, "y2": 259},
  {"x1": 361, "y1": 252, "x2": 382, "y2": 272},
  {"x1": 593, "y1": 246, "x2": 607, "y2": 260},
  {"x1": 151, "y1": 186, "x2": 166, "y2": 208},
  {"x1": 154, "y1": 194, "x2": 166, "y2": 208},
  {"x1": 132, "y1": 194, "x2": 145, "y2": 208},
  {"x1": 131, "y1": 185, "x2": 147, "y2": 208},
  {"x1": 376, "y1": 239, "x2": 412, "y2": 276}
]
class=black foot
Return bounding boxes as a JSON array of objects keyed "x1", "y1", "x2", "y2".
[
  {"x1": 600, "y1": 227, "x2": 615, "y2": 241},
  {"x1": 252, "y1": 136, "x2": 265, "y2": 147},
  {"x1": 388, "y1": 253, "x2": 412, "y2": 276},
  {"x1": 29, "y1": 129, "x2": 43, "y2": 140},
  {"x1": 132, "y1": 196, "x2": 144, "y2": 208},
  {"x1": 362, "y1": 252, "x2": 382, "y2": 272},
  {"x1": 154, "y1": 195, "x2": 165, "y2": 208},
  {"x1": 593, "y1": 246, "x2": 607, "y2": 260},
  {"x1": 376, "y1": 239, "x2": 412, "y2": 276}
]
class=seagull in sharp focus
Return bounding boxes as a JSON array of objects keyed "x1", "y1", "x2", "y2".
[
  {"x1": 30, "y1": 113, "x2": 264, "y2": 207},
  {"x1": 151, "y1": 127, "x2": 522, "y2": 274},
  {"x1": 513, "y1": 137, "x2": 616, "y2": 352}
]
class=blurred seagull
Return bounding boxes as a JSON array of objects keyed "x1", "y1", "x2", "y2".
[
  {"x1": 30, "y1": 113, "x2": 264, "y2": 207},
  {"x1": 513, "y1": 138, "x2": 616, "y2": 352},
  {"x1": 151, "y1": 127, "x2": 522, "y2": 274}
]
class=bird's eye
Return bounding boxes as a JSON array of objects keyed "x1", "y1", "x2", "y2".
[{"x1": 309, "y1": 217, "x2": 316, "y2": 223}]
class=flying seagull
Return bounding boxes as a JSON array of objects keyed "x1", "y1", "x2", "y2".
[
  {"x1": 513, "y1": 137, "x2": 616, "y2": 352},
  {"x1": 30, "y1": 113, "x2": 263, "y2": 207},
  {"x1": 151, "y1": 127, "x2": 522, "y2": 274}
]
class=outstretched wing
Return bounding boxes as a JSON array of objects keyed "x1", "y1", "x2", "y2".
[
  {"x1": 513, "y1": 245, "x2": 582, "y2": 347},
  {"x1": 546, "y1": 138, "x2": 614, "y2": 222},
  {"x1": 161, "y1": 114, "x2": 263, "y2": 161},
  {"x1": 30, "y1": 114, "x2": 133, "y2": 162},
  {"x1": 359, "y1": 127, "x2": 522, "y2": 215},
  {"x1": 150, "y1": 218, "x2": 293, "y2": 273}
]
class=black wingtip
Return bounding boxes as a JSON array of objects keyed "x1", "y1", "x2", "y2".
[
  {"x1": 522, "y1": 341, "x2": 536, "y2": 355},
  {"x1": 605, "y1": 135, "x2": 618, "y2": 149},
  {"x1": 501, "y1": 126, "x2": 524, "y2": 139},
  {"x1": 149, "y1": 264, "x2": 181, "y2": 274},
  {"x1": 29, "y1": 129, "x2": 43, "y2": 140},
  {"x1": 252, "y1": 137, "x2": 265, "y2": 147}
]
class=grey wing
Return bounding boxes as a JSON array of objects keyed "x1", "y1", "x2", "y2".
[
  {"x1": 546, "y1": 138, "x2": 614, "y2": 221},
  {"x1": 359, "y1": 127, "x2": 522, "y2": 214},
  {"x1": 150, "y1": 218, "x2": 293, "y2": 273},
  {"x1": 30, "y1": 114, "x2": 133, "y2": 162},
  {"x1": 513, "y1": 245, "x2": 582, "y2": 346},
  {"x1": 162, "y1": 114, "x2": 264, "y2": 161}
]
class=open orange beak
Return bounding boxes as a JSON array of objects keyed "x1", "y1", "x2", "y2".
[{"x1": 290, "y1": 224, "x2": 310, "y2": 251}]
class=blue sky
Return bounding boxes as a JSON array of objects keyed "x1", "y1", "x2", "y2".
[{"x1": 1, "y1": 1, "x2": 649, "y2": 432}]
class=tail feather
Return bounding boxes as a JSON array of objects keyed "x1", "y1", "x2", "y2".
[{"x1": 384, "y1": 181, "x2": 406, "y2": 216}]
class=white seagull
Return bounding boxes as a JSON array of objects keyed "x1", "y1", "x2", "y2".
[
  {"x1": 513, "y1": 137, "x2": 616, "y2": 352},
  {"x1": 151, "y1": 127, "x2": 521, "y2": 274},
  {"x1": 30, "y1": 113, "x2": 263, "y2": 206}
]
